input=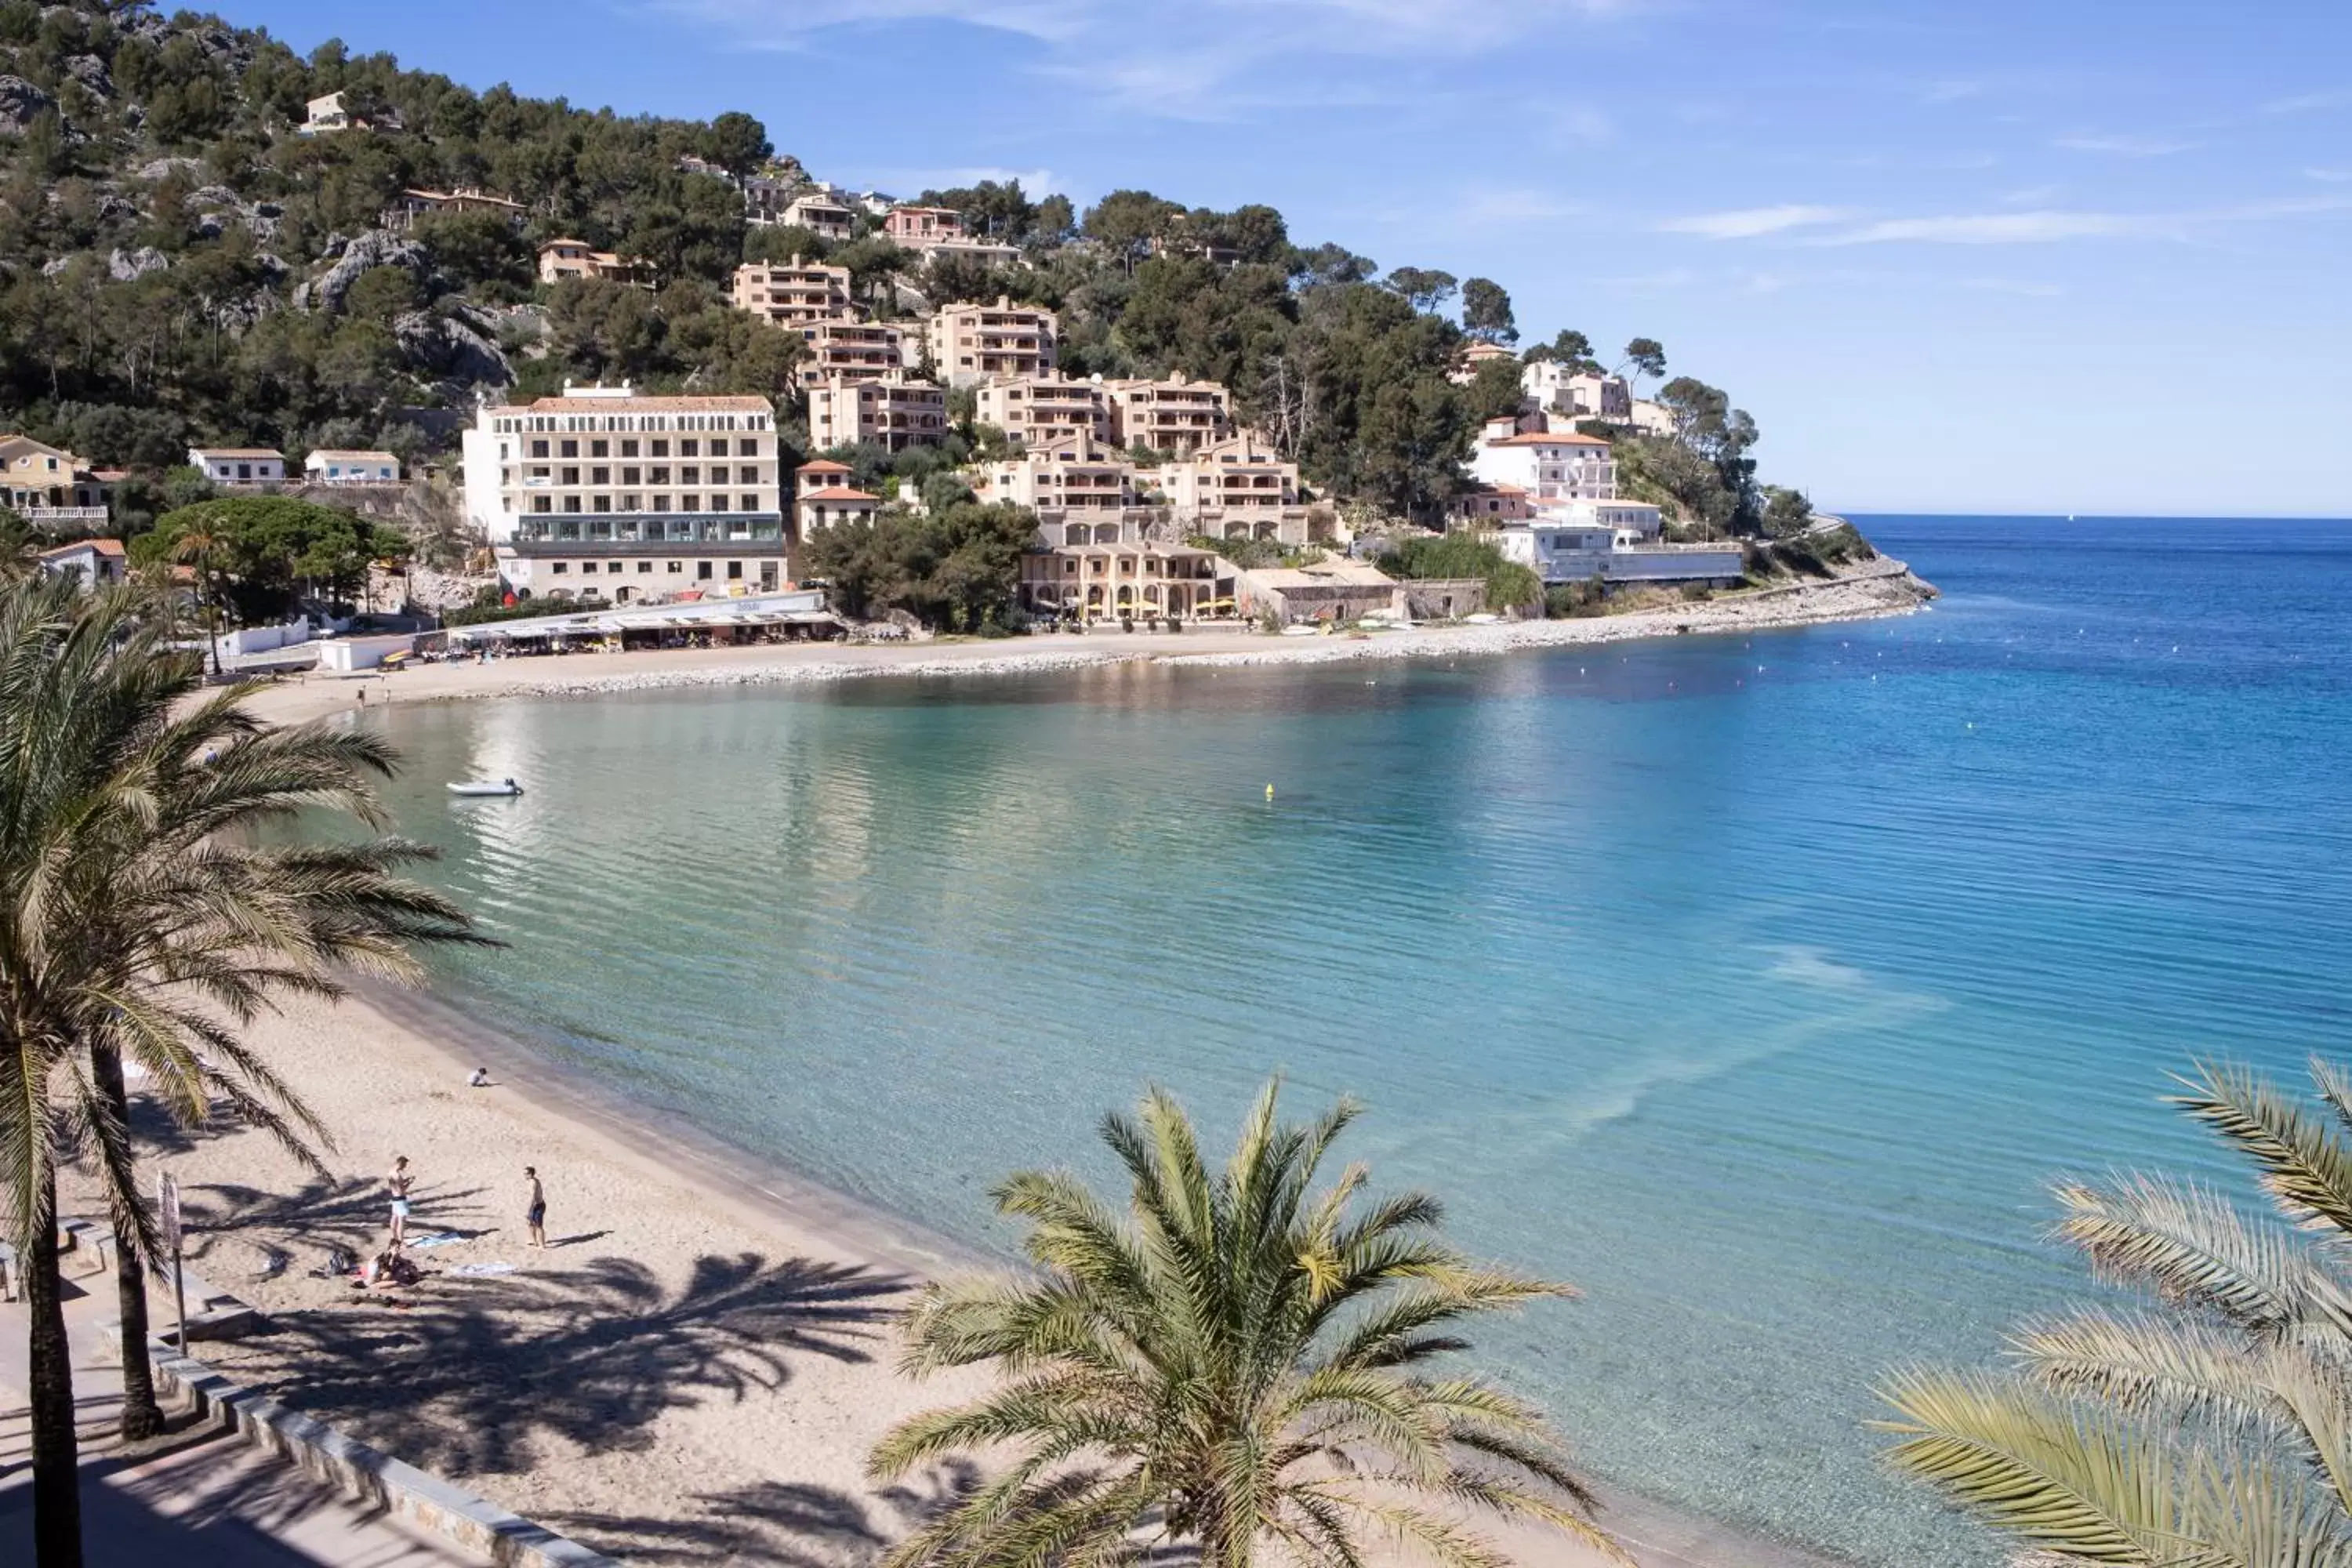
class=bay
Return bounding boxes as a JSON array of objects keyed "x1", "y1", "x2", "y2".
[{"x1": 359, "y1": 515, "x2": 2352, "y2": 1566}]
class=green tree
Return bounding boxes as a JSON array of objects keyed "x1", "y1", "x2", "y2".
[
  {"x1": 870, "y1": 1080, "x2": 1623, "y2": 1568},
  {"x1": 136, "y1": 497, "x2": 401, "y2": 623},
  {"x1": 1083, "y1": 188, "x2": 1184, "y2": 272},
  {"x1": 701, "y1": 111, "x2": 771, "y2": 176},
  {"x1": 0, "y1": 507, "x2": 35, "y2": 577},
  {"x1": 1461, "y1": 278, "x2": 1517, "y2": 343},
  {"x1": 1381, "y1": 532, "x2": 1543, "y2": 613},
  {"x1": 1617, "y1": 338, "x2": 1666, "y2": 392},
  {"x1": 1384, "y1": 267, "x2": 1459, "y2": 314},
  {"x1": 1878, "y1": 1058, "x2": 2352, "y2": 1567},
  {"x1": 0, "y1": 579, "x2": 477, "y2": 1566}
]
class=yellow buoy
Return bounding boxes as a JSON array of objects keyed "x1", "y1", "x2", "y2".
[{"x1": 1265, "y1": 783, "x2": 1276, "y2": 801}]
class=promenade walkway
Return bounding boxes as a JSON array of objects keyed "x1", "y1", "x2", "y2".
[{"x1": 0, "y1": 1262, "x2": 484, "y2": 1566}]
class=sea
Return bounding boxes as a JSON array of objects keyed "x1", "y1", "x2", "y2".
[{"x1": 355, "y1": 515, "x2": 2352, "y2": 1566}]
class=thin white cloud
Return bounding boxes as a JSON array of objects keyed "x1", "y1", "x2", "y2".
[
  {"x1": 650, "y1": 0, "x2": 1656, "y2": 114},
  {"x1": 1451, "y1": 188, "x2": 1589, "y2": 227},
  {"x1": 2263, "y1": 89, "x2": 2349, "y2": 115},
  {"x1": 1808, "y1": 194, "x2": 2352, "y2": 246},
  {"x1": 2307, "y1": 167, "x2": 2352, "y2": 183},
  {"x1": 2054, "y1": 133, "x2": 2197, "y2": 157},
  {"x1": 1658, "y1": 204, "x2": 1849, "y2": 239},
  {"x1": 1815, "y1": 210, "x2": 2172, "y2": 245}
]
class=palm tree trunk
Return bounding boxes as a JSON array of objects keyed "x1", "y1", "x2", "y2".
[
  {"x1": 89, "y1": 1043, "x2": 165, "y2": 1440},
  {"x1": 24, "y1": 1161, "x2": 86, "y2": 1568}
]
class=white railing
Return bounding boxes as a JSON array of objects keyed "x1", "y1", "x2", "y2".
[{"x1": 20, "y1": 506, "x2": 109, "y2": 524}]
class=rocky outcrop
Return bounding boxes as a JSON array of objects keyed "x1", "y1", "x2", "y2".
[
  {"x1": 137, "y1": 155, "x2": 205, "y2": 182},
  {"x1": 64, "y1": 53, "x2": 111, "y2": 100},
  {"x1": 0, "y1": 75, "x2": 55, "y2": 134},
  {"x1": 394, "y1": 301, "x2": 514, "y2": 389},
  {"x1": 295, "y1": 230, "x2": 434, "y2": 314},
  {"x1": 108, "y1": 245, "x2": 170, "y2": 281}
]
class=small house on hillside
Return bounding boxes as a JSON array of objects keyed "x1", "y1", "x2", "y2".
[
  {"x1": 36, "y1": 537, "x2": 127, "y2": 590},
  {"x1": 304, "y1": 449, "x2": 402, "y2": 485},
  {"x1": 188, "y1": 446, "x2": 288, "y2": 486}
]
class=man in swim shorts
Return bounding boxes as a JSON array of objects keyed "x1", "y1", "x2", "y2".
[
  {"x1": 524, "y1": 1166, "x2": 546, "y2": 1249},
  {"x1": 387, "y1": 1156, "x2": 413, "y2": 1244}
]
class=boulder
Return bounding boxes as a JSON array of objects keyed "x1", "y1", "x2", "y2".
[
  {"x1": 294, "y1": 230, "x2": 433, "y2": 314},
  {"x1": 393, "y1": 307, "x2": 513, "y2": 388},
  {"x1": 64, "y1": 54, "x2": 111, "y2": 99},
  {"x1": 136, "y1": 155, "x2": 204, "y2": 182},
  {"x1": 0, "y1": 75, "x2": 55, "y2": 136},
  {"x1": 107, "y1": 245, "x2": 170, "y2": 281}
]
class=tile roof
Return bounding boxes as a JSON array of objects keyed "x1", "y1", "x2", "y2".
[
  {"x1": 798, "y1": 487, "x2": 881, "y2": 503},
  {"x1": 1486, "y1": 431, "x2": 1610, "y2": 447},
  {"x1": 191, "y1": 447, "x2": 287, "y2": 459}
]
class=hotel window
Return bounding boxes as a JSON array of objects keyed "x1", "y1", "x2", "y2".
[
  {"x1": 562, "y1": 497, "x2": 582, "y2": 513},
  {"x1": 608, "y1": 561, "x2": 622, "y2": 572},
  {"x1": 593, "y1": 495, "x2": 612, "y2": 513},
  {"x1": 738, "y1": 466, "x2": 758, "y2": 484},
  {"x1": 637, "y1": 561, "x2": 652, "y2": 574},
  {"x1": 740, "y1": 495, "x2": 758, "y2": 512},
  {"x1": 622, "y1": 466, "x2": 641, "y2": 485},
  {"x1": 680, "y1": 440, "x2": 699, "y2": 457},
  {"x1": 590, "y1": 440, "x2": 608, "y2": 458},
  {"x1": 651, "y1": 439, "x2": 670, "y2": 457},
  {"x1": 667, "y1": 561, "x2": 683, "y2": 574},
  {"x1": 532, "y1": 497, "x2": 551, "y2": 514},
  {"x1": 681, "y1": 495, "x2": 699, "y2": 511},
  {"x1": 620, "y1": 494, "x2": 640, "y2": 510},
  {"x1": 560, "y1": 440, "x2": 578, "y2": 458},
  {"x1": 710, "y1": 495, "x2": 728, "y2": 512},
  {"x1": 652, "y1": 496, "x2": 670, "y2": 512},
  {"x1": 581, "y1": 562, "x2": 597, "y2": 575},
  {"x1": 698, "y1": 562, "x2": 713, "y2": 580},
  {"x1": 710, "y1": 438, "x2": 730, "y2": 457},
  {"x1": 561, "y1": 466, "x2": 579, "y2": 485},
  {"x1": 650, "y1": 466, "x2": 670, "y2": 485},
  {"x1": 530, "y1": 440, "x2": 549, "y2": 458},
  {"x1": 681, "y1": 466, "x2": 701, "y2": 485},
  {"x1": 727, "y1": 561, "x2": 744, "y2": 580},
  {"x1": 550, "y1": 562, "x2": 568, "y2": 575},
  {"x1": 621, "y1": 439, "x2": 639, "y2": 458}
]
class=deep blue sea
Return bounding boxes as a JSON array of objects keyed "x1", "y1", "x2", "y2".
[{"x1": 361, "y1": 516, "x2": 2352, "y2": 1566}]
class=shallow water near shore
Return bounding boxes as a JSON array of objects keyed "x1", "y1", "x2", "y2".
[{"x1": 358, "y1": 515, "x2": 2350, "y2": 1567}]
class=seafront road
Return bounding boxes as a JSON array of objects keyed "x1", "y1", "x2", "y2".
[{"x1": 0, "y1": 1265, "x2": 486, "y2": 1566}]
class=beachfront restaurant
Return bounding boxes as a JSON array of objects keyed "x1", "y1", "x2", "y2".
[
  {"x1": 1018, "y1": 543, "x2": 1239, "y2": 622},
  {"x1": 445, "y1": 589, "x2": 840, "y2": 655}
]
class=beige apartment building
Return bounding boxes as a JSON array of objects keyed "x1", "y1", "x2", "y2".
[
  {"x1": 793, "y1": 460, "x2": 882, "y2": 541},
  {"x1": 808, "y1": 372, "x2": 949, "y2": 452},
  {"x1": 731, "y1": 258, "x2": 856, "y2": 326},
  {"x1": 1019, "y1": 540, "x2": 1232, "y2": 623},
  {"x1": 779, "y1": 191, "x2": 855, "y2": 239},
  {"x1": 462, "y1": 386, "x2": 787, "y2": 600},
  {"x1": 795, "y1": 320, "x2": 907, "y2": 386},
  {"x1": 927, "y1": 297, "x2": 1058, "y2": 387},
  {"x1": 538, "y1": 240, "x2": 655, "y2": 289},
  {"x1": 1104, "y1": 376, "x2": 1234, "y2": 456},
  {"x1": 1, "y1": 434, "x2": 114, "y2": 526},
  {"x1": 974, "y1": 373, "x2": 1109, "y2": 447},
  {"x1": 1156, "y1": 431, "x2": 1315, "y2": 542},
  {"x1": 972, "y1": 430, "x2": 1137, "y2": 520}
]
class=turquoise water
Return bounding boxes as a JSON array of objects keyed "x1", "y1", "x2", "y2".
[{"x1": 361, "y1": 517, "x2": 2351, "y2": 1566}]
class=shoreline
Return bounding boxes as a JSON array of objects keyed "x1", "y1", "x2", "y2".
[
  {"x1": 96, "y1": 573, "x2": 1918, "y2": 1568},
  {"x1": 87, "y1": 978, "x2": 1858, "y2": 1568},
  {"x1": 243, "y1": 560, "x2": 1933, "y2": 728}
]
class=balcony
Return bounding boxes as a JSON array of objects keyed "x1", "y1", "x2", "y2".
[
  {"x1": 21, "y1": 506, "x2": 110, "y2": 525},
  {"x1": 510, "y1": 514, "x2": 786, "y2": 551}
]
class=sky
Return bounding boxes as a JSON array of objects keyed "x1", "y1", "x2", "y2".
[{"x1": 226, "y1": 0, "x2": 2352, "y2": 517}]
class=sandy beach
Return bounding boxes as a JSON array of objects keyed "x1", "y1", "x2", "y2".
[
  {"x1": 244, "y1": 560, "x2": 1933, "y2": 728},
  {"x1": 64, "y1": 984, "x2": 1847, "y2": 1568},
  {"x1": 51, "y1": 562, "x2": 1907, "y2": 1568}
]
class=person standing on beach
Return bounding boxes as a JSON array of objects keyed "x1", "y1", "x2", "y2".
[
  {"x1": 524, "y1": 1167, "x2": 547, "y2": 1249},
  {"x1": 387, "y1": 1156, "x2": 413, "y2": 1245}
]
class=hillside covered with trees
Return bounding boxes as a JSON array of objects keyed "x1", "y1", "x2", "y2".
[{"x1": 0, "y1": 0, "x2": 1806, "y2": 546}]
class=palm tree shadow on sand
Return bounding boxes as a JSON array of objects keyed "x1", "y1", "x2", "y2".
[{"x1": 213, "y1": 1250, "x2": 904, "y2": 1479}]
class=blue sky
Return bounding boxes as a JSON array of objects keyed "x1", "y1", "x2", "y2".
[{"x1": 233, "y1": 0, "x2": 2350, "y2": 516}]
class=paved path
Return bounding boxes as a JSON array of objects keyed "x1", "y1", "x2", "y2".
[{"x1": 0, "y1": 1253, "x2": 483, "y2": 1566}]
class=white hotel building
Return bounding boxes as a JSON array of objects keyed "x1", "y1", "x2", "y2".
[
  {"x1": 462, "y1": 385, "x2": 790, "y2": 601},
  {"x1": 1465, "y1": 416, "x2": 1741, "y2": 587}
]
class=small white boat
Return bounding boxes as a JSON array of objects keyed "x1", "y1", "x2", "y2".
[{"x1": 447, "y1": 779, "x2": 524, "y2": 798}]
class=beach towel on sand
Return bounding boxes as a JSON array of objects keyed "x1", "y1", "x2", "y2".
[
  {"x1": 405, "y1": 1232, "x2": 465, "y2": 1250},
  {"x1": 448, "y1": 1261, "x2": 517, "y2": 1278}
]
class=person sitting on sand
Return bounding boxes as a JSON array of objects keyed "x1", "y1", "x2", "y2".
[
  {"x1": 524, "y1": 1166, "x2": 547, "y2": 1249},
  {"x1": 387, "y1": 1155, "x2": 414, "y2": 1245},
  {"x1": 467, "y1": 1067, "x2": 492, "y2": 1087}
]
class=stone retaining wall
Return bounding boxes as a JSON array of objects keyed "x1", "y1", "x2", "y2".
[{"x1": 150, "y1": 1348, "x2": 616, "y2": 1568}]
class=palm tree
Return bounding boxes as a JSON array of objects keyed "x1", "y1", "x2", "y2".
[
  {"x1": 869, "y1": 1080, "x2": 1625, "y2": 1568},
  {"x1": 0, "y1": 577, "x2": 481, "y2": 1565},
  {"x1": 1876, "y1": 1057, "x2": 2352, "y2": 1566},
  {"x1": 169, "y1": 521, "x2": 226, "y2": 678}
]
